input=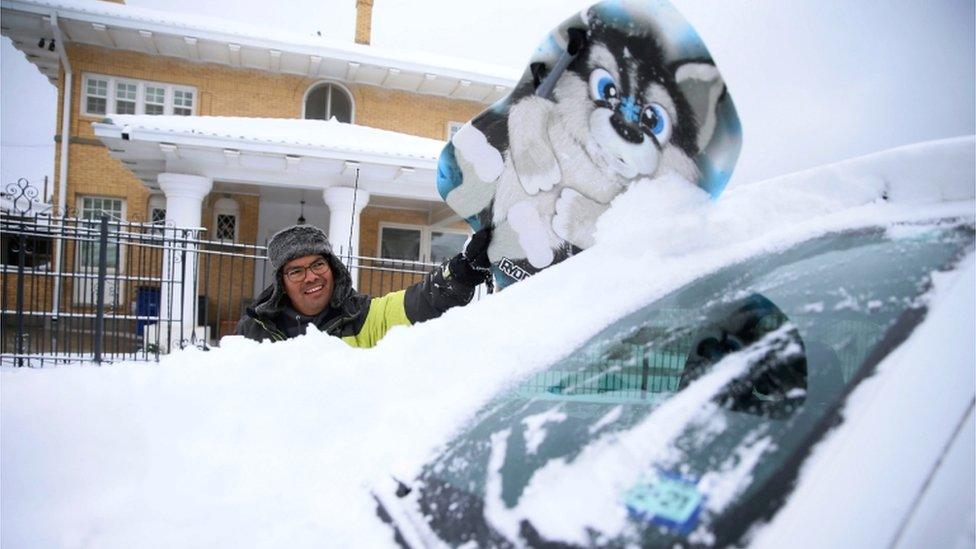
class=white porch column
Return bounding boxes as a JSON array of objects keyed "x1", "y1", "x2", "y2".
[
  {"x1": 323, "y1": 186, "x2": 370, "y2": 280},
  {"x1": 158, "y1": 173, "x2": 212, "y2": 350}
]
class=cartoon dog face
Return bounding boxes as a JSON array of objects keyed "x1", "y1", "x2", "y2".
[{"x1": 547, "y1": 18, "x2": 719, "y2": 186}]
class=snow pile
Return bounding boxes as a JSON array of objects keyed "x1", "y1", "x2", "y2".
[
  {"x1": 597, "y1": 136, "x2": 975, "y2": 258},
  {"x1": 2, "y1": 137, "x2": 974, "y2": 548},
  {"x1": 101, "y1": 115, "x2": 447, "y2": 161}
]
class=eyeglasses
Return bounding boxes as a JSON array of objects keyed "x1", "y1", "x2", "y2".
[{"x1": 283, "y1": 258, "x2": 330, "y2": 283}]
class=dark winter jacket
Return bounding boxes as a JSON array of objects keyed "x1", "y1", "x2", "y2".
[{"x1": 235, "y1": 251, "x2": 477, "y2": 348}]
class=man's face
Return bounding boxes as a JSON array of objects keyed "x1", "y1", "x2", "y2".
[{"x1": 282, "y1": 254, "x2": 334, "y2": 316}]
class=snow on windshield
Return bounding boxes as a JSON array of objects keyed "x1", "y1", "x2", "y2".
[
  {"x1": 2, "y1": 137, "x2": 973, "y2": 547},
  {"x1": 481, "y1": 325, "x2": 801, "y2": 545}
]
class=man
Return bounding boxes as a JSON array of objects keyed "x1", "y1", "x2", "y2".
[{"x1": 235, "y1": 224, "x2": 491, "y2": 347}]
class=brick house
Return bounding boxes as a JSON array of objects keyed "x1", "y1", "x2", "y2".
[{"x1": 1, "y1": 0, "x2": 515, "y2": 344}]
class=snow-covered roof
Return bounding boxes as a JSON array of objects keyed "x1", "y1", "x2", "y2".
[
  {"x1": 92, "y1": 115, "x2": 447, "y2": 201},
  {"x1": 0, "y1": 0, "x2": 518, "y2": 103}
]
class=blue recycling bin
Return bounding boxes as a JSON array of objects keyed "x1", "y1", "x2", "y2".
[{"x1": 136, "y1": 286, "x2": 160, "y2": 336}]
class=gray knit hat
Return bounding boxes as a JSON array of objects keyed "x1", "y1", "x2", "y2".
[
  {"x1": 254, "y1": 224, "x2": 352, "y2": 316},
  {"x1": 267, "y1": 225, "x2": 333, "y2": 275}
]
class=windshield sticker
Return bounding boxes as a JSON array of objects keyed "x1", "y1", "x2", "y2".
[{"x1": 624, "y1": 471, "x2": 704, "y2": 535}]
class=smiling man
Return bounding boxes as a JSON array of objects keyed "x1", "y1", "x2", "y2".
[{"x1": 235, "y1": 224, "x2": 490, "y2": 347}]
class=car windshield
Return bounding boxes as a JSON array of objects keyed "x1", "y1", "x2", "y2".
[{"x1": 410, "y1": 221, "x2": 974, "y2": 547}]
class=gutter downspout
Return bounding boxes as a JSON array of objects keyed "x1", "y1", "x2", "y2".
[{"x1": 51, "y1": 10, "x2": 72, "y2": 319}]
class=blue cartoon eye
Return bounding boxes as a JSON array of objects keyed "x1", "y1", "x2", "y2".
[
  {"x1": 641, "y1": 103, "x2": 672, "y2": 142},
  {"x1": 588, "y1": 68, "x2": 618, "y2": 103}
]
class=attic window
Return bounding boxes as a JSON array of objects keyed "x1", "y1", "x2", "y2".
[{"x1": 304, "y1": 83, "x2": 354, "y2": 123}]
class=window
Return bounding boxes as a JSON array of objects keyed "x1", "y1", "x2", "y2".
[
  {"x1": 430, "y1": 231, "x2": 467, "y2": 263},
  {"x1": 379, "y1": 224, "x2": 468, "y2": 263},
  {"x1": 85, "y1": 76, "x2": 109, "y2": 115},
  {"x1": 74, "y1": 197, "x2": 126, "y2": 305},
  {"x1": 78, "y1": 197, "x2": 124, "y2": 270},
  {"x1": 81, "y1": 73, "x2": 198, "y2": 117},
  {"x1": 173, "y1": 89, "x2": 194, "y2": 116},
  {"x1": 150, "y1": 207, "x2": 166, "y2": 224},
  {"x1": 212, "y1": 197, "x2": 239, "y2": 243},
  {"x1": 304, "y1": 82, "x2": 354, "y2": 123},
  {"x1": 148, "y1": 194, "x2": 167, "y2": 236},
  {"x1": 215, "y1": 214, "x2": 236, "y2": 241},
  {"x1": 144, "y1": 85, "x2": 166, "y2": 115},
  {"x1": 115, "y1": 81, "x2": 137, "y2": 114},
  {"x1": 380, "y1": 226, "x2": 421, "y2": 260}
]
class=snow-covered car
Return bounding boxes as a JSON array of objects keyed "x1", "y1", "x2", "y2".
[{"x1": 376, "y1": 220, "x2": 975, "y2": 547}]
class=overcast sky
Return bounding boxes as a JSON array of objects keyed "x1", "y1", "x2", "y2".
[{"x1": 2, "y1": 0, "x2": 974, "y2": 198}]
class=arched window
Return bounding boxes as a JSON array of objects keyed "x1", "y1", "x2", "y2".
[
  {"x1": 213, "y1": 197, "x2": 239, "y2": 243},
  {"x1": 304, "y1": 82, "x2": 354, "y2": 123}
]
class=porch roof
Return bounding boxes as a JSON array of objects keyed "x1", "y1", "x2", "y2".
[
  {"x1": 0, "y1": 0, "x2": 517, "y2": 103},
  {"x1": 92, "y1": 115, "x2": 448, "y2": 203}
]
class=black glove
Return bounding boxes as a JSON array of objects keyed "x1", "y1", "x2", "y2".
[{"x1": 447, "y1": 225, "x2": 492, "y2": 287}]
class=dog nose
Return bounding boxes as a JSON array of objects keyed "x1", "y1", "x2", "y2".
[{"x1": 610, "y1": 113, "x2": 644, "y2": 144}]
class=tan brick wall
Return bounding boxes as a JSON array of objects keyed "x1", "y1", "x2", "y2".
[{"x1": 355, "y1": 86, "x2": 483, "y2": 140}]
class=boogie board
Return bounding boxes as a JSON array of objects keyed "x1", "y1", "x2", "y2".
[{"x1": 436, "y1": 0, "x2": 742, "y2": 290}]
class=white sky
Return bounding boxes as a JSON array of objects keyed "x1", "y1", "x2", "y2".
[{"x1": 1, "y1": 0, "x2": 974, "y2": 196}]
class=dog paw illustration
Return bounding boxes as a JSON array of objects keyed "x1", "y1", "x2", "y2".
[
  {"x1": 513, "y1": 145, "x2": 561, "y2": 195},
  {"x1": 508, "y1": 201, "x2": 554, "y2": 268}
]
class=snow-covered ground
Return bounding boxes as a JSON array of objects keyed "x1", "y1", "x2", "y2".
[{"x1": 2, "y1": 136, "x2": 974, "y2": 548}]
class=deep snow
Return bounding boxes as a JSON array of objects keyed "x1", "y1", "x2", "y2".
[{"x1": 2, "y1": 136, "x2": 974, "y2": 548}]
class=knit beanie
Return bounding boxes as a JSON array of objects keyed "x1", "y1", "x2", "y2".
[
  {"x1": 255, "y1": 224, "x2": 352, "y2": 316},
  {"x1": 267, "y1": 225, "x2": 333, "y2": 275}
]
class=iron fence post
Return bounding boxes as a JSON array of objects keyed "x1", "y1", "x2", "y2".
[
  {"x1": 179, "y1": 229, "x2": 188, "y2": 349},
  {"x1": 93, "y1": 214, "x2": 109, "y2": 363},
  {"x1": 14, "y1": 225, "x2": 27, "y2": 367}
]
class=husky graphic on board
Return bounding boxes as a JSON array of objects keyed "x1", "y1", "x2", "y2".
[{"x1": 437, "y1": 1, "x2": 742, "y2": 289}]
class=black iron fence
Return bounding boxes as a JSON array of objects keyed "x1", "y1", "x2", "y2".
[{"x1": 2, "y1": 210, "x2": 470, "y2": 367}]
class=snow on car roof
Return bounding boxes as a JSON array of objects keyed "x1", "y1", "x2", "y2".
[{"x1": 1, "y1": 136, "x2": 973, "y2": 546}]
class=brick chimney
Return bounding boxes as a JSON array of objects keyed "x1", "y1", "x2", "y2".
[{"x1": 355, "y1": 0, "x2": 374, "y2": 45}]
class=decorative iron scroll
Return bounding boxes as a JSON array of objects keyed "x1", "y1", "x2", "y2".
[{"x1": 3, "y1": 178, "x2": 40, "y2": 214}]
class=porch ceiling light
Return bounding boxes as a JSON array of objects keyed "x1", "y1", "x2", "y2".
[{"x1": 343, "y1": 161, "x2": 360, "y2": 174}]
